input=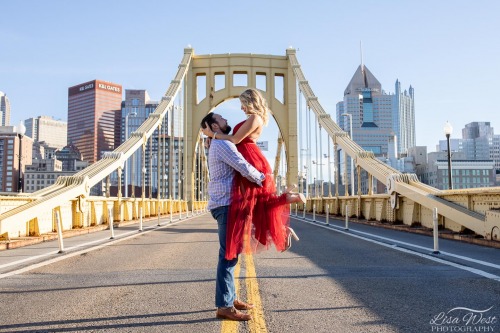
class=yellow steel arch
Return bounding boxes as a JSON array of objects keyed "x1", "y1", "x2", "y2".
[{"x1": 184, "y1": 52, "x2": 298, "y2": 205}]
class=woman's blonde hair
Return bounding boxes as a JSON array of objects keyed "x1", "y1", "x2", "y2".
[{"x1": 239, "y1": 88, "x2": 269, "y2": 125}]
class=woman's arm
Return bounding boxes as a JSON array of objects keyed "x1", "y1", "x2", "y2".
[{"x1": 204, "y1": 115, "x2": 262, "y2": 144}]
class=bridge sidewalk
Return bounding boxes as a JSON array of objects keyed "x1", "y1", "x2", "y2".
[{"x1": 0, "y1": 212, "x2": 191, "y2": 275}]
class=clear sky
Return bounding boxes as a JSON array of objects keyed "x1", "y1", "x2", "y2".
[{"x1": 2, "y1": 0, "x2": 499, "y2": 154}]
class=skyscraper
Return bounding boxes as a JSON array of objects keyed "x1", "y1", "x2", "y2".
[
  {"x1": 462, "y1": 122, "x2": 494, "y2": 140},
  {"x1": 336, "y1": 65, "x2": 416, "y2": 157},
  {"x1": 24, "y1": 116, "x2": 67, "y2": 149},
  {"x1": 394, "y1": 80, "x2": 415, "y2": 154},
  {"x1": 122, "y1": 89, "x2": 158, "y2": 197},
  {"x1": 0, "y1": 91, "x2": 11, "y2": 126},
  {"x1": 438, "y1": 121, "x2": 500, "y2": 174},
  {"x1": 335, "y1": 63, "x2": 416, "y2": 194},
  {"x1": 0, "y1": 126, "x2": 33, "y2": 192},
  {"x1": 67, "y1": 80, "x2": 122, "y2": 164},
  {"x1": 120, "y1": 89, "x2": 184, "y2": 198}
]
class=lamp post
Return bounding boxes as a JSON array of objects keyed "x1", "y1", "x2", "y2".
[
  {"x1": 17, "y1": 121, "x2": 26, "y2": 193},
  {"x1": 444, "y1": 121, "x2": 453, "y2": 190},
  {"x1": 341, "y1": 113, "x2": 355, "y2": 196},
  {"x1": 124, "y1": 110, "x2": 137, "y2": 197}
]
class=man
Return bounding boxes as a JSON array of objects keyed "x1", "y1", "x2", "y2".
[{"x1": 201, "y1": 112, "x2": 265, "y2": 321}]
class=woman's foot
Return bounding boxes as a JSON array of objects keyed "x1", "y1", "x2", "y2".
[
  {"x1": 286, "y1": 192, "x2": 306, "y2": 204},
  {"x1": 282, "y1": 227, "x2": 300, "y2": 252}
]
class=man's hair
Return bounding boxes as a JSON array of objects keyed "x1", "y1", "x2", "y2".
[{"x1": 200, "y1": 113, "x2": 217, "y2": 129}]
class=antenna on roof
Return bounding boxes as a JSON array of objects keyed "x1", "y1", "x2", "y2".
[{"x1": 360, "y1": 40, "x2": 364, "y2": 70}]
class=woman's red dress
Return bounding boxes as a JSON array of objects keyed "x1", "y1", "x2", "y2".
[{"x1": 225, "y1": 121, "x2": 290, "y2": 260}]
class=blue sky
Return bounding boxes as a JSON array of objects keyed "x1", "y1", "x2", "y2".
[{"x1": 1, "y1": 0, "x2": 499, "y2": 155}]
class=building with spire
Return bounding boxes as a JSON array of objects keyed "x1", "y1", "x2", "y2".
[
  {"x1": 336, "y1": 65, "x2": 415, "y2": 157},
  {"x1": 335, "y1": 62, "x2": 416, "y2": 194}
]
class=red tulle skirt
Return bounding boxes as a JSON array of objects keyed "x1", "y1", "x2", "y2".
[{"x1": 225, "y1": 135, "x2": 290, "y2": 260}]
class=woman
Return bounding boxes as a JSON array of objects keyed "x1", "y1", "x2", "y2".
[{"x1": 203, "y1": 88, "x2": 304, "y2": 259}]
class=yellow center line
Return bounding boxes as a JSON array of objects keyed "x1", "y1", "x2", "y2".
[
  {"x1": 245, "y1": 254, "x2": 268, "y2": 333},
  {"x1": 222, "y1": 262, "x2": 241, "y2": 333}
]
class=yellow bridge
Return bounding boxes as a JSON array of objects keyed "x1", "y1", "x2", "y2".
[{"x1": 1, "y1": 47, "x2": 499, "y2": 244}]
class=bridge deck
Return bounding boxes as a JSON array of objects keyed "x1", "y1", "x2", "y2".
[{"x1": 0, "y1": 213, "x2": 499, "y2": 333}]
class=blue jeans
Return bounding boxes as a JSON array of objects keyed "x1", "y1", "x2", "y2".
[{"x1": 211, "y1": 206, "x2": 238, "y2": 308}]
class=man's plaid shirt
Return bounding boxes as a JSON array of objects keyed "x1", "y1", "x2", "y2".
[{"x1": 207, "y1": 139, "x2": 265, "y2": 210}]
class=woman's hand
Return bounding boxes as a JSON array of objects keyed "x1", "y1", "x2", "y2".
[
  {"x1": 204, "y1": 137, "x2": 212, "y2": 149},
  {"x1": 202, "y1": 122, "x2": 214, "y2": 137}
]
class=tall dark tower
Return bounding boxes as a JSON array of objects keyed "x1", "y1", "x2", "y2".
[{"x1": 67, "y1": 80, "x2": 122, "y2": 164}]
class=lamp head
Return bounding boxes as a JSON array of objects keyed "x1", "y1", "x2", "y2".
[
  {"x1": 443, "y1": 121, "x2": 453, "y2": 136},
  {"x1": 18, "y1": 121, "x2": 26, "y2": 136}
]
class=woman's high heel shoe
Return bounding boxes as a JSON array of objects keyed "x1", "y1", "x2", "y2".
[
  {"x1": 288, "y1": 227, "x2": 299, "y2": 241},
  {"x1": 283, "y1": 227, "x2": 300, "y2": 252}
]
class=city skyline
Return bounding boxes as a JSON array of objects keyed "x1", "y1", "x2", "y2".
[{"x1": 1, "y1": 1, "x2": 500, "y2": 153}]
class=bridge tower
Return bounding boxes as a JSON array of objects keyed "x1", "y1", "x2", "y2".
[{"x1": 184, "y1": 49, "x2": 299, "y2": 206}]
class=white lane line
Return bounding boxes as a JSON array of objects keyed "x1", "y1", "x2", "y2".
[
  {"x1": 294, "y1": 217, "x2": 500, "y2": 282},
  {"x1": 0, "y1": 215, "x2": 203, "y2": 279},
  {"x1": 333, "y1": 222, "x2": 500, "y2": 270},
  {"x1": 298, "y1": 216, "x2": 500, "y2": 270}
]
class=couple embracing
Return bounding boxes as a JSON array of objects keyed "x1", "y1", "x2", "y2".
[{"x1": 200, "y1": 88, "x2": 305, "y2": 321}]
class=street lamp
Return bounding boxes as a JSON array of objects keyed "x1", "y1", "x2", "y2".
[
  {"x1": 341, "y1": 113, "x2": 355, "y2": 196},
  {"x1": 124, "y1": 110, "x2": 137, "y2": 197},
  {"x1": 444, "y1": 121, "x2": 453, "y2": 190},
  {"x1": 17, "y1": 121, "x2": 26, "y2": 193}
]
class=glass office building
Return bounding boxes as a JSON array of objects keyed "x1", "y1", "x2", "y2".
[
  {"x1": 67, "y1": 80, "x2": 122, "y2": 164},
  {"x1": 120, "y1": 89, "x2": 184, "y2": 198}
]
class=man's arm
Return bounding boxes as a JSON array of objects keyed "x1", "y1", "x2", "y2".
[{"x1": 214, "y1": 141, "x2": 265, "y2": 185}]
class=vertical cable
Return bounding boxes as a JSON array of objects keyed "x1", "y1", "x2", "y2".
[
  {"x1": 298, "y1": 89, "x2": 303, "y2": 194},
  {"x1": 319, "y1": 119, "x2": 323, "y2": 197},
  {"x1": 157, "y1": 124, "x2": 161, "y2": 202},
  {"x1": 314, "y1": 113, "x2": 319, "y2": 197},
  {"x1": 149, "y1": 135, "x2": 152, "y2": 199},
  {"x1": 178, "y1": 104, "x2": 183, "y2": 202},
  {"x1": 163, "y1": 114, "x2": 167, "y2": 199},
  {"x1": 305, "y1": 105, "x2": 311, "y2": 197},
  {"x1": 328, "y1": 135, "x2": 332, "y2": 197},
  {"x1": 169, "y1": 104, "x2": 175, "y2": 200},
  {"x1": 131, "y1": 116, "x2": 135, "y2": 198}
]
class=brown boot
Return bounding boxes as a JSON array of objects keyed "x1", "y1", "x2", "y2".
[
  {"x1": 234, "y1": 299, "x2": 255, "y2": 310},
  {"x1": 216, "y1": 307, "x2": 251, "y2": 321}
]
